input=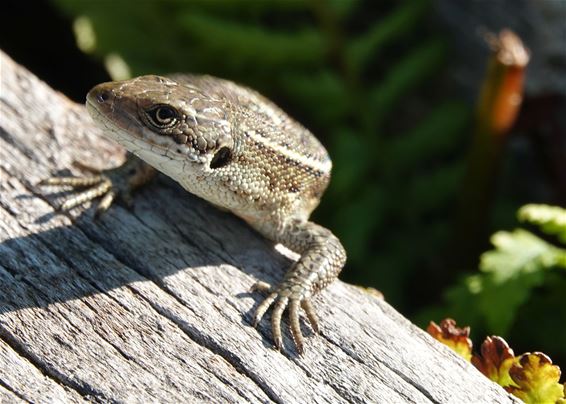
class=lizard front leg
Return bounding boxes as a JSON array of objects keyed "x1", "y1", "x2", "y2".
[
  {"x1": 40, "y1": 153, "x2": 156, "y2": 215},
  {"x1": 252, "y1": 220, "x2": 346, "y2": 354}
]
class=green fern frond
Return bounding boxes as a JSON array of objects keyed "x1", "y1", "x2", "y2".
[
  {"x1": 365, "y1": 39, "x2": 446, "y2": 129},
  {"x1": 177, "y1": 12, "x2": 325, "y2": 70},
  {"x1": 278, "y1": 71, "x2": 349, "y2": 126},
  {"x1": 346, "y1": 0, "x2": 428, "y2": 75},
  {"x1": 385, "y1": 102, "x2": 469, "y2": 173}
]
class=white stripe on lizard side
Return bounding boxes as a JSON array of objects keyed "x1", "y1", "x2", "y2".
[{"x1": 245, "y1": 130, "x2": 332, "y2": 174}]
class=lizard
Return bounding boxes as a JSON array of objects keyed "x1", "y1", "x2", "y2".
[{"x1": 41, "y1": 74, "x2": 347, "y2": 354}]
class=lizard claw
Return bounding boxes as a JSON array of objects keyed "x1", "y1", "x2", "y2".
[
  {"x1": 251, "y1": 281, "x2": 319, "y2": 354},
  {"x1": 39, "y1": 156, "x2": 155, "y2": 216},
  {"x1": 40, "y1": 171, "x2": 129, "y2": 216}
]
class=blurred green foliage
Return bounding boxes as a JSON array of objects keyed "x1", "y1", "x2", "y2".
[
  {"x1": 51, "y1": 0, "x2": 564, "y2": 365},
  {"x1": 420, "y1": 204, "x2": 566, "y2": 363}
]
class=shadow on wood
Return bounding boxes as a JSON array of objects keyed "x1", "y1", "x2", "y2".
[{"x1": 0, "y1": 50, "x2": 518, "y2": 403}]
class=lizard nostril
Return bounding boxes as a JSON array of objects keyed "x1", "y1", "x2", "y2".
[{"x1": 96, "y1": 90, "x2": 111, "y2": 103}]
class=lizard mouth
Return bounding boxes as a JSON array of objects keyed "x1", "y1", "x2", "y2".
[{"x1": 85, "y1": 91, "x2": 140, "y2": 148}]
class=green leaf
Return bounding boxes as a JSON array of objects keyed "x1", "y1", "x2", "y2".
[
  {"x1": 472, "y1": 336, "x2": 518, "y2": 388},
  {"x1": 482, "y1": 229, "x2": 566, "y2": 282},
  {"x1": 446, "y1": 228, "x2": 566, "y2": 334},
  {"x1": 507, "y1": 353, "x2": 565, "y2": 404},
  {"x1": 518, "y1": 204, "x2": 566, "y2": 244},
  {"x1": 479, "y1": 271, "x2": 543, "y2": 335},
  {"x1": 475, "y1": 229, "x2": 566, "y2": 333},
  {"x1": 427, "y1": 319, "x2": 473, "y2": 361}
]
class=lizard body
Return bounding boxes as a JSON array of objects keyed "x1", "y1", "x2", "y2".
[{"x1": 44, "y1": 74, "x2": 347, "y2": 353}]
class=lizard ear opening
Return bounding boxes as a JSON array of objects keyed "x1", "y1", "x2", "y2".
[{"x1": 210, "y1": 146, "x2": 232, "y2": 169}]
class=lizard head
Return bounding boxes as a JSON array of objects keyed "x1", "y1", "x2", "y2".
[{"x1": 86, "y1": 75, "x2": 235, "y2": 181}]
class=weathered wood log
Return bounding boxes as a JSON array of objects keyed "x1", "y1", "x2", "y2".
[{"x1": 0, "y1": 49, "x2": 518, "y2": 403}]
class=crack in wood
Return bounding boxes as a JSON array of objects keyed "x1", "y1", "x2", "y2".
[{"x1": 0, "y1": 327, "x2": 108, "y2": 402}]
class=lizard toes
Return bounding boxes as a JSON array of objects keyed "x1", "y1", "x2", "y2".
[
  {"x1": 251, "y1": 283, "x2": 314, "y2": 353},
  {"x1": 301, "y1": 299, "x2": 320, "y2": 334},
  {"x1": 94, "y1": 189, "x2": 116, "y2": 218},
  {"x1": 250, "y1": 281, "x2": 272, "y2": 293},
  {"x1": 271, "y1": 297, "x2": 288, "y2": 351},
  {"x1": 289, "y1": 299, "x2": 304, "y2": 354},
  {"x1": 59, "y1": 179, "x2": 111, "y2": 211},
  {"x1": 252, "y1": 291, "x2": 277, "y2": 328}
]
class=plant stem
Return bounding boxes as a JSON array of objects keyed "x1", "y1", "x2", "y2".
[{"x1": 452, "y1": 29, "x2": 529, "y2": 268}]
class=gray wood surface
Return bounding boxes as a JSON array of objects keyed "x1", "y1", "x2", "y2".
[{"x1": 0, "y1": 50, "x2": 519, "y2": 403}]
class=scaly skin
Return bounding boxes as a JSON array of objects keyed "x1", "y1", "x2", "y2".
[{"x1": 42, "y1": 74, "x2": 347, "y2": 354}]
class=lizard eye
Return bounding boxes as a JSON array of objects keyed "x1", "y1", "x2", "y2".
[
  {"x1": 145, "y1": 105, "x2": 179, "y2": 129},
  {"x1": 210, "y1": 146, "x2": 232, "y2": 169}
]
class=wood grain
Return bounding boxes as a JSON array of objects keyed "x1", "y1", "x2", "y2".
[{"x1": 0, "y1": 50, "x2": 519, "y2": 403}]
